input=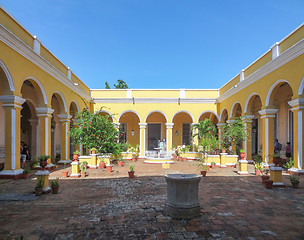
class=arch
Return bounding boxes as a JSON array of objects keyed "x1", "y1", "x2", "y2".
[
  {"x1": 298, "y1": 74, "x2": 304, "y2": 96},
  {"x1": 145, "y1": 110, "x2": 168, "y2": 122},
  {"x1": 171, "y1": 110, "x2": 194, "y2": 123},
  {"x1": 197, "y1": 111, "x2": 219, "y2": 123},
  {"x1": 118, "y1": 110, "x2": 142, "y2": 122},
  {"x1": 0, "y1": 59, "x2": 14, "y2": 92},
  {"x1": 94, "y1": 109, "x2": 114, "y2": 122},
  {"x1": 25, "y1": 77, "x2": 48, "y2": 105},
  {"x1": 70, "y1": 100, "x2": 80, "y2": 113},
  {"x1": 265, "y1": 79, "x2": 290, "y2": 107},
  {"x1": 220, "y1": 108, "x2": 228, "y2": 122},
  {"x1": 53, "y1": 91, "x2": 67, "y2": 113},
  {"x1": 244, "y1": 93, "x2": 259, "y2": 114},
  {"x1": 230, "y1": 101, "x2": 242, "y2": 119}
]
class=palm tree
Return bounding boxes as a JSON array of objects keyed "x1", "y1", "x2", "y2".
[{"x1": 192, "y1": 119, "x2": 216, "y2": 140}]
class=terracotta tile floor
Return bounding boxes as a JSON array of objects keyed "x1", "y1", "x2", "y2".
[{"x1": 0, "y1": 160, "x2": 303, "y2": 239}]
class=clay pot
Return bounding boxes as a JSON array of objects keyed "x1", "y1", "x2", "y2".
[
  {"x1": 106, "y1": 165, "x2": 112, "y2": 172},
  {"x1": 91, "y1": 150, "x2": 96, "y2": 154},
  {"x1": 73, "y1": 154, "x2": 79, "y2": 161},
  {"x1": 240, "y1": 152, "x2": 246, "y2": 160},
  {"x1": 273, "y1": 157, "x2": 281, "y2": 166},
  {"x1": 291, "y1": 182, "x2": 299, "y2": 189},
  {"x1": 173, "y1": 155, "x2": 177, "y2": 160},
  {"x1": 99, "y1": 161, "x2": 105, "y2": 169},
  {"x1": 201, "y1": 170, "x2": 207, "y2": 177},
  {"x1": 255, "y1": 169, "x2": 261, "y2": 176},
  {"x1": 261, "y1": 175, "x2": 270, "y2": 184},
  {"x1": 132, "y1": 157, "x2": 137, "y2": 162},
  {"x1": 222, "y1": 149, "x2": 226, "y2": 153},
  {"x1": 51, "y1": 186, "x2": 59, "y2": 194},
  {"x1": 23, "y1": 173, "x2": 29, "y2": 179},
  {"x1": 35, "y1": 187, "x2": 43, "y2": 196},
  {"x1": 118, "y1": 161, "x2": 124, "y2": 167},
  {"x1": 40, "y1": 159, "x2": 48, "y2": 169},
  {"x1": 81, "y1": 172, "x2": 86, "y2": 178},
  {"x1": 264, "y1": 180, "x2": 273, "y2": 189},
  {"x1": 178, "y1": 156, "x2": 183, "y2": 161},
  {"x1": 128, "y1": 171, "x2": 135, "y2": 178},
  {"x1": 61, "y1": 171, "x2": 68, "y2": 178},
  {"x1": 211, "y1": 164, "x2": 216, "y2": 168}
]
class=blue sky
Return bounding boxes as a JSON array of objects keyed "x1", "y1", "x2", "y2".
[{"x1": 1, "y1": 0, "x2": 304, "y2": 89}]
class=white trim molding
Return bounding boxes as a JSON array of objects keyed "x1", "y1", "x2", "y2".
[
  {"x1": 171, "y1": 110, "x2": 194, "y2": 123},
  {"x1": 0, "y1": 59, "x2": 15, "y2": 92},
  {"x1": 117, "y1": 110, "x2": 142, "y2": 122},
  {"x1": 145, "y1": 110, "x2": 168, "y2": 122},
  {"x1": 197, "y1": 110, "x2": 219, "y2": 122}
]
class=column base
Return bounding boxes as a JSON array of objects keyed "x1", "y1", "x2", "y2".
[
  {"x1": 220, "y1": 165, "x2": 227, "y2": 168},
  {"x1": 88, "y1": 165, "x2": 98, "y2": 169},
  {"x1": 273, "y1": 182, "x2": 285, "y2": 187},
  {"x1": 58, "y1": 160, "x2": 72, "y2": 164},
  {"x1": 237, "y1": 171, "x2": 249, "y2": 175},
  {"x1": 70, "y1": 173, "x2": 81, "y2": 178},
  {"x1": 43, "y1": 186, "x2": 51, "y2": 193},
  {"x1": 0, "y1": 169, "x2": 24, "y2": 179},
  {"x1": 288, "y1": 168, "x2": 304, "y2": 175},
  {"x1": 165, "y1": 204, "x2": 201, "y2": 220}
]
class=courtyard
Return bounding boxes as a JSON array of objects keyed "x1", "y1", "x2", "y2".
[{"x1": 0, "y1": 161, "x2": 304, "y2": 240}]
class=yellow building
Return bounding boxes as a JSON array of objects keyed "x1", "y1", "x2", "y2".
[{"x1": 0, "y1": 6, "x2": 304, "y2": 178}]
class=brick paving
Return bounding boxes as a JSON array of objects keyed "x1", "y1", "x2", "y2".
[{"x1": 0, "y1": 160, "x2": 304, "y2": 239}]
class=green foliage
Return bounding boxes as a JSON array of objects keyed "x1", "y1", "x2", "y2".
[
  {"x1": 254, "y1": 155, "x2": 263, "y2": 170},
  {"x1": 73, "y1": 150, "x2": 80, "y2": 155},
  {"x1": 221, "y1": 116, "x2": 249, "y2": 150},
  {"x1": 283, "y1": 159, "x2": 294, "y2": 169},
  {"x1": 114, "y1": 79, "x2": 128, "y2": 89},
  {"x1": 129, "y1": 163, "x2": 135, "y2": 172},
  {"x1": 289, "y1": 175, "x2": 300, "y2": 184},
  {"x1": 36, "y1": 178, "x2": 44, "y2": 188},
  {"x1": 272, "y1": 153, "x2": 281, "y2": 158},
  {"x1": 51, "y1": 178, "x2": 59, "y2": 187},
  {"x1": 80, "y1": 163, "x2": 86, "y2": 173},
  {"x1": 105, "y1": 82, "x2": 110, "y2": 89},
  {"x1": 23, "y1": 168, "x2": 30, "y2": 174},
  {"x1": 69, "y1": 107, "x2": 124, "y2": 154},
  {"x1": 201, "y1": 165, "x2": 209, "y2": 171},
  {"x1": 38, "y1": 155, "x2": 51, "y2": 161}
]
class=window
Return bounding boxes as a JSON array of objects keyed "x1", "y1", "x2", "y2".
[
  {"x1": 119, "y1": 123, "x2": 127, "y2": 143},
  {"x1": 182, "y1": 123, "x2": 191, "y2": 146}
]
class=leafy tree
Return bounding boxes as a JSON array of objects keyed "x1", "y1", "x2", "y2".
[
  {"x1": 105, "y1": 82, "x2": 110, "y2": 89},
  {"x1": 69, "y1": 108, "x2": 123, "y2": 154},
  {"x1": 114, "y1": 79, "x2": 128, "y2": 89}
]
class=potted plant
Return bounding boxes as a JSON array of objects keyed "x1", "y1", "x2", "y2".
[
  {"x1": 272, "y1": 153, "x2": 281, "y2": 166},
  {"x1": 80, "y1": 163, "x2": 86, "y2": 177},
  {"x1": 201, "y1": 165, "x2": 209, "y2": 177},
  {"x1": 90, "y1": 148, "x2": 97, "y2": 154},
  {"x1": 211, "y1": 162, "x2": 216, "y2": 168},
  {"x1": 289, "y1": 175, "x2": 300, "y2": 189},
  {"x1": 264, "y1": 179, "x2": 273, "y2": 189},
  {"x1": 99, "y1": 159, "x2": 106, "y2": 169},
  {"x1": 254, "y1": 155, "x2": 263, "y2": 176},
  {"x1": 261, "y1": 168, "x2": 270, "y2": 184},
  {"x1": 117, "y1": 157, "x2": 124, "y2": 167},
  {"x1": 51, "y1": 178, "x2": 59, "y2": 194},
  {"x1": 61, "y1": 162, "x2": 68, "y2": 178},
  {"x1": 38, "y1": 155, "x2": 51, "y2": 169},
  {"x1": 128, "y1": 163, "x2": 135, "y2": 178},
  {"x1": 73, "y1": 150, "x2": 80, "y2": 161},
  {"x1": 240, "y1": 149, "x2": 245, "y2": 160},
  {"x1": 283, "y1": 158, "x2": 294, "y2": 170},
  {"x1": 35, "y1": 178, "x2": 44, "y2": 196},
  {"x1": 106, "y1": 164, "x2": 112, "y2": 173},
  {"x1": 23, "y1": 168, "x2": 30, "y2": 179}
]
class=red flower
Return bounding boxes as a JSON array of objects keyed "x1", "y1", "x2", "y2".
[
  {"x1": 90, "y1": 126, "x2": 92, "y2": 128},
  {"x1": 90, "y1": 122, "x2": 92, "y2": 124},
  {"x1": 94, "y1": 135, "x2": 96, "y2": 137}
]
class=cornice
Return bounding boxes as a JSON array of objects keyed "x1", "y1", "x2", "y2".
[
  {"x1": 218, "y1": 38, "x2": 304, "y2": 103},
  {"x1": 0, "y1": 24, "x2": 91, "y2": 102}
]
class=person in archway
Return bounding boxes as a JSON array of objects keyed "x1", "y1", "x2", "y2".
[
  {"x1": 285, "y1": 142, "x2": 291, "y2": 161},
  {"x1": 274, "y1": 139, "x2": 282, "y2": 154},
  {"x1": 20, "y1": 144, "x2": 29, "y2": 168}
]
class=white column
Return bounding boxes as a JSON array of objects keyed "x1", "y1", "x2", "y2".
[
  {"x1": 244, "y1": 115, "x2": 254, "y2": 161},
  {"x1": 139, "y1": 123, "x2": 147, "y2": 158},
  {"x1": 165, "y1": 123, "x2": 174, "y2": 152}
]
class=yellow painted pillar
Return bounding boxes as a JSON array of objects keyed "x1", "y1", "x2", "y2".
[
  {"x1": 238, "y1": 160, "x2": 248, "y2": 175},
  {"x1": 244, "y1": 115, "x2": 254, "y2": 161},
  {"x1": 270, "y1": 166, "x2": 284, "y2": 186},
  {"x1": 36, "y1": 170, "x2": 51, "y2": 193},
  {"x1": 0, "y1": 95, "x2": 25, "y2": 178},
  {"x1": 165, "y1": 123, "x2": 174, "y2": 152},
  {"x1": 36, "y1": 107, "x2": 54, "y2": 164},
  {"x1": 217, "y1": 122, "x2": 225, "y2": 150},
  {"x1": 70, "y1": 161, "x2": 80, "y2": 178},
  {"x1": 288, "y1": 99, "x2": 304, "y2": 173},
  {"x1": 138, "y1": 123, "x2": 147, "y2": 158},
  {"x1": 220, "y1": 153, "x2": 227, "y2": 167},
  {"x1": 258, "y1": 109, "x2": 278, "y2": 165},
  {"x1": 58, "y1": 114, "x2": 71, "y2": 163}
]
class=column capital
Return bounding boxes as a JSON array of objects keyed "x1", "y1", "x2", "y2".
[
  {"x1": 288, "y1": 98, "x2": 304, "y2": 111},
  {"x1": 36, "y1": 107, "x2": 54, "y2": 117},
  {"x1": 58, "y1": 114, "x2": 72, "y2": 121},
  {"x1": 258, "y1": 109, "x2": 278, "y2": 118},
  {"x1": 226, "y1": 120, "x2": 235, "y2": 124},
  {"x1": 217, "y1": 123, "x2": 226, "y2": 127},
  {"x1": 138, "y1": 123, "x2": 147, "y2": 128},
  {"x1": 165, "y1": 123, "x2": 174, "y2": 128},
  {"x1": 243, "y1": 115, "x2": 255, "y2": 122},
  {"x1": 0, "y1": 95, "x2": 26, "y2": 108},
  {"x1": 28, "y1": 118, "x2": 39, "y2": 125}
]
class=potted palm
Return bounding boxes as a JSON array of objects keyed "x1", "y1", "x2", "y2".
[
  {"x1": 51, "y1": 178, "x2": 59, "y2": 194},
  {"x1": 35, "y1": 178, "x2": 44, "y2": 196},
  {"x1": 80, "y1": 163, "x2": 86, "y2": 177},
  {"x1": 272, "y1": 153, "x2": 281, "y2": 166},
  {"x1": 117, "y1": 157, "x2": 124, "y2": 167},
  {"x1": 128, "y1": 163, "x2": 135, "y2": 178},
  {"x1": 99, "y1": 159, "x2": 106, "y2": 169},
  {"x1": 289, "y1": 175, "x2": 300, "y2": 189},
  {"x1": 240, "y1": 149, "x2": 246, "y2": 160},
  {"x1": 23, "y1": 168, "x2": 30, "y2": 179},
  {"x1": 38, "y1": 155, "x2": 51, "y2": 169},
  {"x1": 210, "y1": 162, "x2": 216, "y2": 168},
  {"x1": 254, "y1": 155, "x2": 263, "y2": 176}
]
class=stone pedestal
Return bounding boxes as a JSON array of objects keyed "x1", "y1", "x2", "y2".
[
  {"x1": 238, "y1": 160, "x2": 248, "y2": 175},
  {"x1": 270, "y1": 166, "x2": 285, "y2": 186},
  {"x1": 36, "y1": 170, "x2": 51, "y2": 193},
  {"x1": 89, "y1": 154, "x2": 98, "y2": 169},
  {"x1": 70, "y1": 161, "x2": 80, "y2": 178},
  {"x1": 165, "y1": 174, "x2": 201, "y2": 219},
  {"x1": 162, "y1": 163, "x2": 170, "y2": 169},
  {"x1": 220, "y1": 153, "x2": 227, "y2": 167}
]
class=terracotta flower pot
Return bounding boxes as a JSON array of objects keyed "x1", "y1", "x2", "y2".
[
  {"x1": 265, "y1": 180, "x2": 273, "y2": 189},
  {"x1": 128, "y1": 171, "x2": 135, "y2": 178},
  {"x1": 23, "y1": 173, "x2": 29, "y2": 179},
  {"x1": 35, "y1": 187, "x2": 43, "y2": 196},
  {"x1": 201, "y1": 170, "x2": 207, "y2": 177},
  {"x1": 222, "y1": 149, "x2": 226, "y2": 153},
  {"x1": 255, "y1": 169, "x2": 261, "y2": 176},
  {"x1": 273, "y1": 157, "x2": 281, "y2": 166},
  {"x1": 118, "y1": 161, "x2": 124, "y2": 167},
  {"x1": 240, "y1": 152, "x2": 246, "y2": 160},
  {"x1": 73, "y1": 154, "x2": 79, "y2": 161},
  {"x1": 132, "y1": 157, "x2": 137, "y2": 162},
  {"x1": 91, "y1": 150, "x2": 96, "y2": 154},
  {"x1": 81, "y1": 172, "x2": 86, "y2": 177},
  {"x1": 178, "y1": 156, "x2": 183, "y2": 161},
  {"x1": 106, "y1": 165, "x2": 112, "y2": 172},
  {"x1": 261, "y1": 175, "x2": 270, "y2": 184},
  {"x1": 99, "y1": 161, "x2": 105, "y2": 169},
  {"x1": 40, "y1": 159, "x2": 48, "y2": 169},
  {"x1": 173, "y1": 155, "x2": 177, "y2": 160},
  {"x1": 291, "y1": 182, "x2": 299, "y2": 189},
  {"x1": 211, "y1": 164, "x2": 216, "y2": 168},
  {"x1": 51, "y1": 186, "x2": 59, "y2": 194},
  {"x1": 61, "y1": 171, "x2": 68, "y2": 178}
]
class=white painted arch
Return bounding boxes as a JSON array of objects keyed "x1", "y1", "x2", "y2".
[
  {"x1": 0, "y1": 59, "x2": 15, "y2": 92},
  {"x1": 94, "y1": 109, "x2": 114, "y2": 122},
  {"x1": 171, "y1": 110, "x2": 194, "y2": 123},
  {"x1": 53, "y1": 91, "x2": 67, "y2": 113},
  {"x1": 197, "y1": 110, "x2": 219, "y2": 123},
  {"x1": 220, "y1": 108, "x2": 228, "y2": 122},
  {"x1": 145, "y1": 110, "x2": 168, "y2": 122},
  {"x1": 70, "y1": 100, "x2": 80, "y2": 113},
  {"x1": 25, "y1": 76, "x2": 48, "y2": 105},
  {"x1": 298, "y1": 74, "x2": 304, "y2": 96},
  {"x1": 265, "y1": 79, "x2": 291, "y2": 107},
  {"x1": 244, "y1": 92, "x2": 260, "y2": 114},
  {"x1": 229, "y1": 101, "x2": 242, "y2": 119},
  {"x1": 117, "y1": 110, "x2": 142, "y2": 122}
]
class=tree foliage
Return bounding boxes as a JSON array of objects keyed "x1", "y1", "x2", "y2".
[{"x1": 104, "y1": 79, "x2": 129, "y2": 89}]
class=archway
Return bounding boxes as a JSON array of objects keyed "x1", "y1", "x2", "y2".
[
  {"x1": 118, "y1": 111, "x2": 140, "y2": 147},
  {"x1": 230, "y1": 102, "x2": 242, "y2": 119},
  {"x1": 69, "y1": 101, "x2": 79, "y2": 158},
  {"x1": 172, "y1": 111, "x2": 193, "y2": 147},
  {"x1": 146, "y1": 112, "x2": 167, "y2": 150},
  {"x1": 220, "y1": 109, "x2": 228, "y2": 123}
]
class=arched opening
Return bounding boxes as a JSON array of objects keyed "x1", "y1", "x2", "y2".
[
  {"x1": 118, "y1": 111, "x2": 140, "y2": 147},
  {"x1": 220, "y1": 109, "x2": 228, "y2": 123},
  {"x1": 230, "y1": 102, "x2": 242, "y2": 119},
  {"x1": 146, "y1": 112, "x2": 167, "y2": 150},
  {"x1": 246, "y1": 94, "x2": 262, "y2": 158},
  {"x1": 172, "y1": 112, "x2": 193, "y2": 147},
  {"x1": 268, "y1": 82, "x2": 294, "y2": 156},
  {"x1": 69, "y1": 101, "x2": 79, "y2": 158},
  {"x1": 98, "y1": 111, "x2": 113, "y2": 122}
]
